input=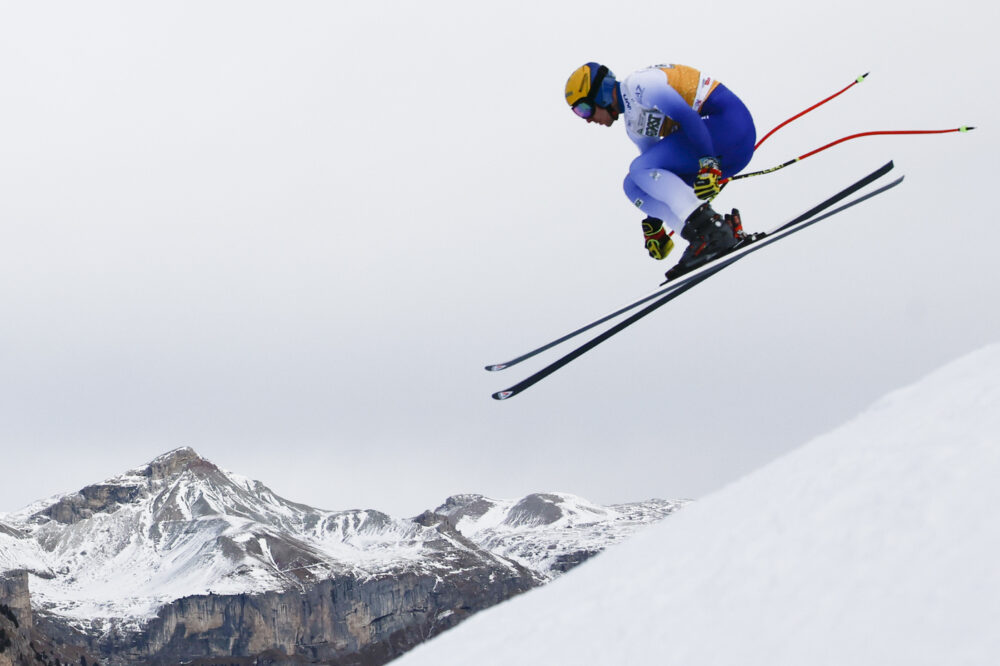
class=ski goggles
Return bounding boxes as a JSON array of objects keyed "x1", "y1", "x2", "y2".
[{"x1": 572, "y1": 100, "x2": 596, "y2": 118}]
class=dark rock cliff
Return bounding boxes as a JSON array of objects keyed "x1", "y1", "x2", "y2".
[
  {"x1": 39, "y1": 564, "x2": 534, "y2": 666},
  {"x1": 1, "y1": 570, "x2": 101, "y2": 666}
]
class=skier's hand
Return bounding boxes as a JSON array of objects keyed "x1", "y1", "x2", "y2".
[
  {"x1": 693, "y1": 157, "x2": 723, "y2": 200},
  {"x1": 642, "y1": 217, "x2": 675, "y2": 260}
]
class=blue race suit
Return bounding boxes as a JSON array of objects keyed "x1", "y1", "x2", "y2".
[{"x1": 619, "y1": 64, "x2": 756, "y2": 232}]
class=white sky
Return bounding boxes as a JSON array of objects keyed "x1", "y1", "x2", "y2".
[{"x1": 1, "y1": 0, "x2": 997, "y2": 517}]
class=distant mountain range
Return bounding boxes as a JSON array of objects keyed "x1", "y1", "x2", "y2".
[{"x1": 0, "y1": 447, "x2": 681, "y2": 665}]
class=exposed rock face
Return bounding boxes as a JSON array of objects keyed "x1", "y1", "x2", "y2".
[
  {"x1": 0, "y1": 571, "x2": 99, "y2": 666},
  {"x1": 0, "y1": 571, "x2": 30, "y2": 631},
  {"x1": 37, "y1": 568, "x2": 532, "y2": 665},
  {"x1": 505, "y1": 493, "x2": 569, "y2": 527},
  {"x1": 39, "y1": 483, "x2": 143, "y2": 525},
  {"x1": 0, "y1": 598, "x2": 34, "y2": 666},
  {"x1": 145, "y1": 446, "x2": 212, "y2": 482},
  {"x1": 434, "y1": 494, "x2": 495, "y2": 522},
  {"x1": 0, "y1": 448, "x2": 682, "y2": 665}
]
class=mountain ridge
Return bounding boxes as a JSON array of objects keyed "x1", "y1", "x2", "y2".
[{"x1": 0, "y1": 447, "x2": 680, "y2": 664}]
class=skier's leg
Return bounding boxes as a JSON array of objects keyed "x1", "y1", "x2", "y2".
[
  {"x1": 629, "y1": 131, "x2": 701, "y2": 184},
  {"x1": 624, "y1": 91, "x2": 754, "y2": 265},
  {"x1": 623, "y1": 168, "x2": 702, "y2": 234},
  {"x1": 623, "y1": 173, "x2": 689, "y2": 232},
  {"x1": 700, "y1": 84, "x2": 756, "y2": 176},
  {"x1": 628, "y1": 84, "x2": 755, "y2": 181}
]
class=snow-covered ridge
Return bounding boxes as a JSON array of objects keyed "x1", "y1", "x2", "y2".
[
  {"x1": 0, "y1": 520, "x2": 49, "y2": 578},
  {"x1": 0, "y1": 447, "x2": 679, "y2": 635},
  {"x1": 436, "y1": 493, "x2": 685, "y2": 578}
]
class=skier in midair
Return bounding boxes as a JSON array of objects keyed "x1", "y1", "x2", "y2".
[{"x1": 564, "y1": 62, "x2": 757, "y2": 278}]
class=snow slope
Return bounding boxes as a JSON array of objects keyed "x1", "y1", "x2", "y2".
[
  {"x1": 398, "y1": 343, "x2": 1000, "y2": 666},
  {"x1": 0, "y1": 520, "x2": 49, "y2": 576}
]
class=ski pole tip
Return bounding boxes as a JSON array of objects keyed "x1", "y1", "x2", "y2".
[
  {"x1": 960, "y1": 126, "x2": 976, "y2": 132},
  {"x1": 858, "y1": 72, "x2": 870, "y2": 82}
]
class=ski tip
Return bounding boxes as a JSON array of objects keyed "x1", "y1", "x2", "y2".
[
  {"x1": 492, "y1": 389, "x2": 516, "y2": 401},
  {"x1": 485, "y1": 363, "x2": 508, "y2": 372}
]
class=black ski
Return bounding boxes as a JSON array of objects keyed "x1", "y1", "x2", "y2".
[
  {"x1": 486, "y1": 161, "x2": 896, "y2": 374},
  {"x1": 491, "y1": 164, "x2": 903, "y2": 400}
]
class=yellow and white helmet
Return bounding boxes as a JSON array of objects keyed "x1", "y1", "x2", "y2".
[{"x1": 565, "y1": 62, "x2": 617, "y2": 118}]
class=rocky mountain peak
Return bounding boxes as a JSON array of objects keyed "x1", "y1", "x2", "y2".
[
  {"x1": 28, "y1": 448, "x2": 236, "y2": 526},
  {"x1": 435, "y1": 494, "x2": 496, "y2": 523},
  {"x1": 142, "y1": 446, "x2": 217, "y2": 481},
  {"x1": 503, "y1": 493, "x2": 607, "y2": 528}
]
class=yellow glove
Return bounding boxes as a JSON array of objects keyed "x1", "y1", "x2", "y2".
[
  {"x1": 693, "y1": 157, "x2": 723, "y2": 201},
  {"x1": 642, "y1": 217, "x2": 675, "y2": 260}
]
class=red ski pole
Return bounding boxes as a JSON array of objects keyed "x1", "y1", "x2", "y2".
[
  {"x1": 754, "y1": 72, "x2": 869, "y2": 151},
  {"x1": 721, "y1": 126, "x2": 975, "y2": 185}
]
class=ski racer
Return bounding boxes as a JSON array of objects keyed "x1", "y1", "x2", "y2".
[{"x1": 564, "y1": 62, "x2": 757, "y2": 278}]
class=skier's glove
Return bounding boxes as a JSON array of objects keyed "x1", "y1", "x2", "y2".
[
  {"x1": 642, "y1": 217, "x2": 675, "y2": 260},
  {"x1": 693, "y1": 157, "x2": 723, "y2": 201}
]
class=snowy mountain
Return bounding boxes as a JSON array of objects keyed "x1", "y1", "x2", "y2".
[
  {"x1": 436, "y1": 493, "x2": 684, "y2": 578},
  {"x1": 397, "y1": 343, "x2": 1000, "y2": 666},
  {"x1": 7, "y1": 448, "x2": 465, "y2": 630},
  {"x1": 0, "y1": 521, "x2": 47, "y2": 577},
  {"x1": 0, "y1": 448, "x2": 678, "y2": 664}
]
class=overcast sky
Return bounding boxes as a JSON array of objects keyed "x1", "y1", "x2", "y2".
[{"x1": 1, "y1": 0, "x2": 996, "y2": 518}]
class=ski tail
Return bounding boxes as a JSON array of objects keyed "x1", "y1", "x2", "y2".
[
  {"x1": 485, "y1": 282, "x2": 681, "y2": 372},
  {"x1": 492, "y1": 272, "x2": 709, "y2": 400}
]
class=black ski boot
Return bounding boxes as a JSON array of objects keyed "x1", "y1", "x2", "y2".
[{"x1": 664, "y1": 204, "x2": 745, "y2": 280}]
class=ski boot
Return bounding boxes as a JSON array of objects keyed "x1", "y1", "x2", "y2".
[
  {"x1": 641, "y1": 217, "x2": 675, "y2": 260},
  {"x1": 664, "y1": 204, "x2": 745, "y2": 280}
]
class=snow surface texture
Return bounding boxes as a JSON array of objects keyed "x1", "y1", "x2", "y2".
[
  {"x1": 398, "y1": 343, "x2": 1000, "y2": 666},
  {"x1": 0, "y1": 451, "x2": 677, "y2": 636}
]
